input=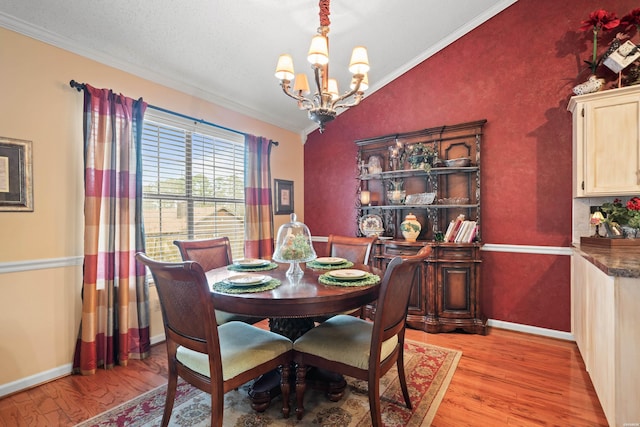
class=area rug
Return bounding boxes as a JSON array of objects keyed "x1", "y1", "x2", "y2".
[{"x1": 76, "y1": 340, "x2": 461, "y2": 427}]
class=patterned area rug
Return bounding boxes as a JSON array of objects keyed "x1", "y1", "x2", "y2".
[{"x1": 76, "y1": 340, "x2": 460, "y2": 427}]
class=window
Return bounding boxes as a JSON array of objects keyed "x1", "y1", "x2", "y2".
[{"x1": 141, "y1": 110, "x2": 245, "y2": 262}]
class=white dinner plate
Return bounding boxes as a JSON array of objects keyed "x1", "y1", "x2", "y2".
[
  {"x1": 225, "y1": 274, "x2": 270, "y2": 287},
  {"x1": 327, "y1": 269, "x2": 368, "y2": 281},
  {"x1": 234, "y1": 258, "x2": 270, "y2": 267},
  {"x1": 315, "y1": 257, "x2": 347, "y2": 265}
]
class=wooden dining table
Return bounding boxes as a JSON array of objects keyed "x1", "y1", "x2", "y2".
[
  {"x1": 205, "y1": 260, "x2": 381, "y2": 411},
  {"x1": 205, "y1": 261, "x2": 381, "y2": 340}
]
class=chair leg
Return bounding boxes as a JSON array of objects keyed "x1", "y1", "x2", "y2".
[
  {"x1": 280, "y1": 364, "x2": 291, "y2": 418},
  {"x1": 161, "y1": 372, "x2": 178, "y2": 427},
  {"x1": 397, "y1": 350, "x2": 412, "y2": 409},
  {"x1": 210, "y1": 386, "x2": 224, "y2": 427},
  {"x1": 295, "y1": 363, "x2": 307, "y2": 420},
  {"x1": 368, "y1": 374, "x2": 383, "y2": 427}
]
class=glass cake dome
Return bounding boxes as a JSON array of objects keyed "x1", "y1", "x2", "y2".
[{"x1": 272, "y1": 213, "x2": 317, "y2": 277}]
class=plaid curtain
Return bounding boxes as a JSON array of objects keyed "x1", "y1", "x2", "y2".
[
  {"x1": 73, "y1": 84, "x2": 150, "y2": 374},
  {"x1": 244, "y1": 135, "x2": 274, "y2": 259}
]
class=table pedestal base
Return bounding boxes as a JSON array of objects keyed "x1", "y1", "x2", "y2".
[
  {"x1": 305, "y1": 367, "x2": 347, "y2": 401},
  {"x1": 248, "y1": 317, "x2": 347, "y2": 411}
]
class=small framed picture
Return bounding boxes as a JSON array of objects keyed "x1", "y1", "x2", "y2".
[
  {"x1": 274, "y1": 179, "x2": 294, "y2": 215},
  {"x1": 0, "y1": 137, "x2": 33, "y2": 212}
]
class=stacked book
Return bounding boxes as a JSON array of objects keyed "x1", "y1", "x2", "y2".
[{"x1": 443, "y1": 215, "x2": 478, "y2": 243}]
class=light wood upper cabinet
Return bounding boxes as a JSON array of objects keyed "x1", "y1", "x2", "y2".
[{"x1": 568, "y1": 85, "x2": 640, "y2": 197}]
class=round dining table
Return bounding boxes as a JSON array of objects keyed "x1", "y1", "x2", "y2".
[
  {"x1": 205, "y1": 260, "x2": 381, "y2": 411},
  {"x1": 205, "y1": 261, "x2": 381, "y2": 340}
]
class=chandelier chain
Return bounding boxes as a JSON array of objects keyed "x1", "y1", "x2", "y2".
[{"x1": 319, "y1": 0, "x2": 331, "y2": 27}]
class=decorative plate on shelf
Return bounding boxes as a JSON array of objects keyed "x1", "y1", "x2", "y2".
[{"x1": 359, "y1": 214, "x2": 384, "y2": 237}]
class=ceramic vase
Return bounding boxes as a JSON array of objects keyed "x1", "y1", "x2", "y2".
[
  {"x1": 572, "y1": 75, "x2": 605, "y2": 96},
  {"x1": 400, "y1": 212, "x2": 421, "y2": 242}
]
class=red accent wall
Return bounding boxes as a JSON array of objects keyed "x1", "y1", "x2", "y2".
[{"x1": 304, "y1": 0, "x2": 638, "y2": 332}]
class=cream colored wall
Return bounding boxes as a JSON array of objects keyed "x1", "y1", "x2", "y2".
[{"x1": 0, "y1": 27, "x2": 304, "y2": 391}]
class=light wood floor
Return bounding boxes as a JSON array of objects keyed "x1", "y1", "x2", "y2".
[{"x1": 0, "y1": 324, "x2": 608, "y2": 426}]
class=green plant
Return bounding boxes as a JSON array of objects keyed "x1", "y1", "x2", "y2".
[
  {"x1": 600, "y1": 197, "x2": 640, "y2": 230},
  {"x1": 407, "y1": 143, "x2": 437, "y2": 172}
]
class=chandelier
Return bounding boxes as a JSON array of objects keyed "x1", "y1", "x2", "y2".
[{"x1": 274, "y1": 0, "x2": 370, "y2": 132}]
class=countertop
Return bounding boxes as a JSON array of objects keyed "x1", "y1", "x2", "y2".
[{"x1": 574, "y1": 244, "x2": 640, "y2": 278}]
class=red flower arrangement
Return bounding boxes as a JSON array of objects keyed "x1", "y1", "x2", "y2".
[
  {"x1": 627, "y1": 196, "x2": 640, "y2": 230},
  {"x1": 620, "y1": 8, "x2": 640, "y2": 33},
  {"x1": 579, "y1": 9, "x2": 620, "y2": 74},
  {"x1": 600, "y1": 197, "x2": 640, "y2": 233}
]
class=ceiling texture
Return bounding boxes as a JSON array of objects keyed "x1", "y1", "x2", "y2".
[{"x1": 0, "y1": 0, "x2": 515, "y2": 136}]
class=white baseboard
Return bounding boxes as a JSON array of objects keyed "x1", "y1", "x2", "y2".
[
  {"x1": 150, "y1": 334, "x2": 165, "y2": 346},
  {"x1": 488, "y1": 319, "x2": 574, "y2": 341},
  {"x1": 0, "y1": 363, "x2": 72, "y2": 398},
  {"x1": 0, "y1": 334, "x2": 167, "y2": 399}
]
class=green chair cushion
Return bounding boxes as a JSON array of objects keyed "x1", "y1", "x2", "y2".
[
  {"x1": 176, "y1": 321, "x2": 292, "y2": 381},
  {"x1": 293, "y1": 315, "x2": 398, "y2": 369}
]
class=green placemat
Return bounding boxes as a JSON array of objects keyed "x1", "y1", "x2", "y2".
[
  {"x1": 226, "y1": 262, "x2": 279, "y2": 272},
  {"x1": 318, "y1": 273, "x2": 381, "y2": 287},
  {"x1": 213, "y1": 279, "x2": 281, "y2": 294},
  {"x1": 306, "y1": 260, "x2": 354, "y2": 270}
]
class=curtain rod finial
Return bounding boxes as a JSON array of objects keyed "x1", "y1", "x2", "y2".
[{"x1": 69, "y1": 80, "x2": 84, "y2": 91}]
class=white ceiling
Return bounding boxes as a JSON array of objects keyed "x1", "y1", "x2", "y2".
[{"x1": 0, "y1": 0, "x2": 515, "y2": 135}]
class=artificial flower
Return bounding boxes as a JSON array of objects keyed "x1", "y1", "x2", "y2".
[
  {"x1": 620, "y1": 8, "x2": 640, "y2": 33},
  {"x1": 579, "y1": 9, "x2": 620, "y2": 74},
  {"x1": 600, "y1": 197, "x2": 640, "y2": 231},
  {"x1": 626, "y1": 196, "x2": 640, "y2": 229}
]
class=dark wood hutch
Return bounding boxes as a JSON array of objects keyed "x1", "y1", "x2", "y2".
[{"x1": 355, "y1": 120, "x2": 487, "y2": 334}]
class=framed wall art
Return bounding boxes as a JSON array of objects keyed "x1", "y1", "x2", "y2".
[
  {"x1": 274, "y1": 179, "x2": 294, "y2": 215},
  {"x1": 0, "y1": 137, "x2": 33, "y2": 212}
]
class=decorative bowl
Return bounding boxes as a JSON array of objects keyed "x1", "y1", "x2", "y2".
[
  {"x1": 438, "y1": 197, "x2": 470, "y2": 205},
  {"x1": 404, "y1": 192, "x2": 436, "y2": 205},
  {"x1": 444, "y1": 157, "x2": 471, "y2": 167}
]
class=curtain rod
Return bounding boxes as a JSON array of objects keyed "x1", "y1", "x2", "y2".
[{"x1": 69, "y1": 80, "x2": 279, "y2": 146}]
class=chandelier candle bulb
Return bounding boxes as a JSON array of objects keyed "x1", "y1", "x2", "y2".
[
  {"x1": 293, "y1": 74, "x2": 310, "y2": 94},
  {"x1": 350, "y1": 73, "x2": 368, "y2": 92},
  {"x1": 328, "y1": 79, "x2": 339, "y2": 100},
  {"x1": 348, "y1": 47, "x2": 370, "y2": 75},
  {"x1": 307, "y1": 35, "x2": 329, "y2": 65},
  {"x1": 275, "y1": 55, "x2": 295, "y2": 80}
]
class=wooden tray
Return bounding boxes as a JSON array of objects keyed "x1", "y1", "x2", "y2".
[{"x1": 580, "y1": 236, "x2": 640, "y2": 248}]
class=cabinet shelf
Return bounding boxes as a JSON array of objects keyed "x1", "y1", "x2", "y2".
[
  {"x1": 359, "y1": 166, "x2": 478, "y2": 181},
  {"x1": 361, "y1": 203, "x2": 479, "y2": 210}
]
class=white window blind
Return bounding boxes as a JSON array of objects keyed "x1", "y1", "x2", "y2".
[{"x1": 141, "y1": 110, "x2": 245, "y2": 262}]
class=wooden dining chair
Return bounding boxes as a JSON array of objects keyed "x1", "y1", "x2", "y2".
[
  {"x1": 174, "y1": 237, "x2": 263, "y2": 325},
  {"x1": 327, "y1": 234, "x2": 377, "y2": 265},
  {"x1": 315, "y1": 234, "x2": 378, "y2": 321},
  {"x1": 292, "y1": 245, "x2": 432, "y2": 425},
  {"x1": 136, "y1": 253, "x2": 293, "y2": 427}
]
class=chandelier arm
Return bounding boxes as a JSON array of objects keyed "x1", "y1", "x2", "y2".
[
  {"x1": 280, "y1": 81, "x2": 314, "y2": 110},
  {"x1": 312, "y1": 66, "x2": 325, "y2": 101},
  {"x1": 334, "y1": 93, "x2": 363, "y2": 110},
  {"x1": 331, "y1": 75, "x2": 362, "y2": 108}
]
